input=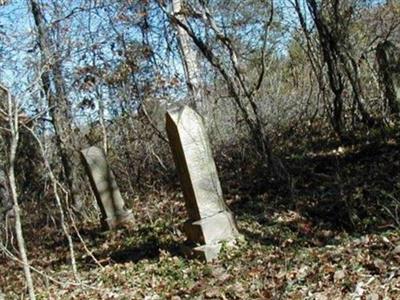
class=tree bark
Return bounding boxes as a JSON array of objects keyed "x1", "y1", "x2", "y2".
[
  {"x1": 376, "y1": 41, "x2": 400, "y2": 115},
  {"x1": 0, "y1": 165, "x2": 11, "y2": 219},
  {"x1": 172, "y1": 0, "x2": 204, "y2": 111},
  {"x1": 306, "y1": 0, "x2": 345, "y2": 136},
  {"x1": 161, "y1": 1, "x2": 289, "y2": 181},
  {"x1": 6, "y1": 87, "x2": 36, "y2": 300},
  {"x1": 29, "y1": 0, "x2": 82, "y2": 211}
]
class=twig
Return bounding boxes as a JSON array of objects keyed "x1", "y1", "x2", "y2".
[
  {"x1": 4, "y1": 84, "x2": 36, "y2": 300},
  {"x1": 0, "y1": 243, "x2": 102, "y2": 291},
  {"x1": 24, "y1": 126, "x2": 79, "y2": 281},
  {"x1": 67, "y1": 208, "x2": 105, "y2": 270}
]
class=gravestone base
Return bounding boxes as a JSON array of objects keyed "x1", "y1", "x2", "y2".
[
  {"x1": 182, "y1": 210, "x2": 240, "y2": 261},
  {"x1": 183, "y1": 210, "x2": 240, "y2": 245},
  {"x1": 105, "y1": 209, "x2": 134, "y2": 230},
  {"x1": 192, "y1": 243, "x2": 222, "y2": 262},
  {"x1": 183, "y1": 238, "x2": 242, "y2": 262}
]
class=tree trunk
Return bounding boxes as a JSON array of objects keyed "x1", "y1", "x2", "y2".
[
  {"x1": 376, "y1": 41, "x2": 400, "y2": 116},
  {"x1": 0, "y1": 165, "x2": 11, "y2": 219},
  {"x1": 172, "y1": 0, "x2": 204, "y2": 111},
  {"x1": 306, "y1": 0, "x2": 345, "y2": 137},
  {"x1": 162, "y1": 1, "x2": 289, "y2": 181},
  {"x1": 6, "y1": 87, "x2": 36, "y2": 300},
  {"x1": 29, "y1": 0, "x2": 82, "y2": 211}
]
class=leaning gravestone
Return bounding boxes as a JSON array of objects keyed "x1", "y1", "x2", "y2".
[
  {"x1": 81, "y1": 146, "x2": 133, "y2": 230},
  {"x1": 376, "y1": 41, "x2": 400, "y2": 114},
  {"x1": 166, "y1": 106, "x2": 240, "y2": 261}
]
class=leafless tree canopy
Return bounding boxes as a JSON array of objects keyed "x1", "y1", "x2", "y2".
[{"x1": 0, "y1": 0, "x2": 400, "y2": 298}]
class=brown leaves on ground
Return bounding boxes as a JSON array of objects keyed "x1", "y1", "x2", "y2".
[
  {"x1": 1, "y1": 129, "x2": 400, "y2": 299},
  {"x1": 1, "y1": 205, "x2": 399, "y2": 299}
]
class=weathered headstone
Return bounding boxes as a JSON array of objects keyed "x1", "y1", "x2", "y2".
[
  {"x1": 376, "y1": 41, "x2": 400, "y2": 115},
  {"x1": 81, "y1": 146, "x2": 133, "y2": 229},
  {"x1": 166, "y1": 106, "x2": 240, "y2": 261}
]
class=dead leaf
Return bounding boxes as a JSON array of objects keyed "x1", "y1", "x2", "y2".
[
  {"x1": 366, "y1": 293, "x2": 380, "y2": 300},
  {"x1": 392, "y1": 245, "x2": 400, "y2": 255},
  {"x1": 333, "y1": 270, "x2": 346, "y2": 283},
  {"x1": 373, "y1": 258, "x2": 386, "y2": 274}
]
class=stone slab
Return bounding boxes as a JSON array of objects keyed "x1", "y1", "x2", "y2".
[
  {"x1": 81, "y1": 146, "x2": 133, "y2": 229},
  {"x1": 166, "y1": 106, "x2": 240, "y2": 261}
]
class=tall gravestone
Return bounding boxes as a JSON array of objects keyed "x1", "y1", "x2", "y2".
[
  {"x1": 81, "y1": 146, "x2": 133, "y2": 230},
  {"x1": 166, "y1": 106, "x2": 240, "y2": 261},
  {"x1": 376, "y1": 41, "x2": 400, "y2": 115}
]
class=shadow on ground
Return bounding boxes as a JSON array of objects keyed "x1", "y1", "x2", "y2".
[
  {"x1": 222, "y1": 134, "x2": 400, "y2": 247},
  {"x1": 108, "y1": 238, "x2": 184, "y2": 264}
]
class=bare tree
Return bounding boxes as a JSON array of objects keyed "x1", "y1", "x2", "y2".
[
  {"x1": 376, "y1": 40, "x2": 400, "y2": 116},
  {"x1": 160, "y1": 0, "x2": 289, "y2": 180},
  {"x1": 27, "y1": 127, "x2": 79, "y2": 279},
  {"x1": 29, "y1": 0, "x2": 82, "y2": 211},
  {"x1": 172, "y1": 0, "x2": 204, "y2": 110},
  {"x1": 4, "y1": 85, "x2": 36, "y2": 300},
  {"x1": 298, "y1": 0, "x2": 375, "y2": 136},
  {"x1": 0, "y1": 86, "x2": 12, "y2": 220}
]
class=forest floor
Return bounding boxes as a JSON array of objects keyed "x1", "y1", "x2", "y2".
[{"x1": 1, "y1": 126, "x2": 400, "y2": 299}]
